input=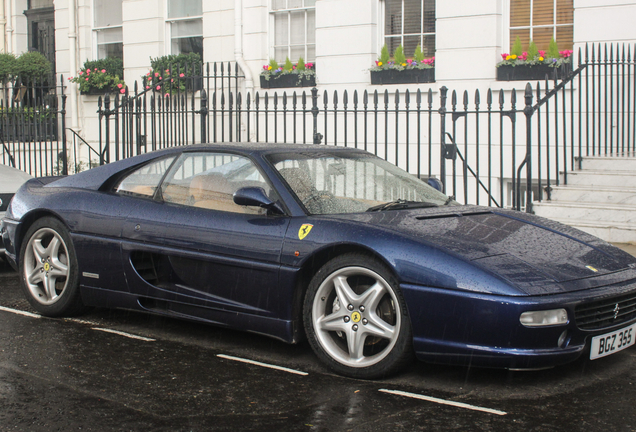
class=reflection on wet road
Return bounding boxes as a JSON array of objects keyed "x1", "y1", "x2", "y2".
[{"x1": 1, "y1": 261, "x2": 635, "y2": 431}]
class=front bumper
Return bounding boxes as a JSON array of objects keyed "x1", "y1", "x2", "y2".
[{"x1": 401, "y1": 276, "x2": 636, "y2": 369}]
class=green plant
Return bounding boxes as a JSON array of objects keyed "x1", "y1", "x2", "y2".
[
  {"x1": 414, "y1": 45, "x2": 425, "y2": 62},
  {"x1": 144, "y1": 52, "x2": 202, "y2": 94},
  {"x1": 83, "y1": 57, "x2": 123, "y2": 78},
  {"x1": 394, "y1": 45, "x2": 407, "y2": 66},
  {"x1": 527, "y1": 40, "x2": 539, "y2": 61},
  {"x1": 498, "y1": 38, "x2": 573, "y2": 68},
  {"x1": 261, "y1": 58, "x2": 316, "y2": 83},
  {"x1": 70, "y1": 58, "x2": 126, "y2": 94},
  {"x1": 511, "y1": 36, "x2": 523, "y2": 57},
  {"x1": 379, "y1": 45, "x2": 390, "y2": 65},
  {"x1": 283, "y1": 57, "x2": 294, "y2": 72},
  {"x1": 15, "y1": 51, "x2": 51, "y2": 82},
  {"x1": 0, "y1": 53, "x2": 16, "y2": 81},
  {"x1": 547, "y1": 38, "x2": 560, "y2": 59},
  {"x1": 371, "y1": 44, "x2": 435, "y2": 71}
]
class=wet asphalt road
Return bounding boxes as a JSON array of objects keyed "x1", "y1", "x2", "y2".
[{"x1": 1, "y1": 259, "x2": 636, "y2": 431}]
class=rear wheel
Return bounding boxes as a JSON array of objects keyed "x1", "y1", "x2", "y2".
[
  {"x1": 303, "y1": 253, "x2": 413, "y2": 379},
  {"x1": 19, "y1": 217, "x2": 86, "y2": 317}
]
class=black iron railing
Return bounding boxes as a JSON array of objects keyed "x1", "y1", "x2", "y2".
[{"x1": 5, "y1": 44, "x2": 634, "y2": 213}]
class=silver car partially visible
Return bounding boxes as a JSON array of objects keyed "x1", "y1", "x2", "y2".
[{"x1": 1, "y1": 164, "x2": 33, "y2": 255}]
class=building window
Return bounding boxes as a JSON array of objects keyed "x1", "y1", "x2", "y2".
[
  {"x1": 94, "y1": 0, "x2": 123, "y2": 60},
  {"x1": 384, "y1": 0, "x2": 435, "y2": 58},
  {"x1": 510, "y1": 0, "x2": 573, "y2": 51},
  {"x1": 167, "y1": 0, "x2": 203, "y2": 57},
  {"x1": 271, "y1": 0, "x2": 316, "y2": 63}
]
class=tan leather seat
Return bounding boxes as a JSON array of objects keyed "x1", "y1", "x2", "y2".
[{"x1": 189, "y1": 174, "x2": 262, "y2": 214}]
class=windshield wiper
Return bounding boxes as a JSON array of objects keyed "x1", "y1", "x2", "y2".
[{"x1": 366, "y1": 199, "x2": 439, "y2": 212}]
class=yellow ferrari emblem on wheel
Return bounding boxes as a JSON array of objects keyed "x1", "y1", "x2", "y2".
[
  {"x1": 43, "y1": 262, "x2": 51, "y2": 272},
  {"x1": 351, "y1": 312, "x2": 361, "y2": 323},
  {"x1": 298, "y1": 224, "x2": 314, "y2": 240}
]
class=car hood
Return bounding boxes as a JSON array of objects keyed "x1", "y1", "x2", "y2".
[{"x1": 332, "y1": 206, "x2": 636, "y2": 292}]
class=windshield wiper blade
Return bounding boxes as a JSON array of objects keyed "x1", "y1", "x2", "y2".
[{"x1": 366, "y1": 199, "x2": 439, "y2": 212}]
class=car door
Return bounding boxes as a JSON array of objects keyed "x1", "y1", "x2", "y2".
[{"x1": 117, "y1": 151, "x2": 291, "y2": 319}]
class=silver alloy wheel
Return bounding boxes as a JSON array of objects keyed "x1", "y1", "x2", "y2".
[
  {"x1": 311, "y1": 266, "x2": 401, "y2": 368},
  {"x1": 23, "y1": 227, "x2": 70, "y2": 305}
]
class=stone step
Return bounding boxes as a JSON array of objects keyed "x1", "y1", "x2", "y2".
[
  {"x1": 533, "y1": 201, "x2": 636, "y2": 224},
  {"x1": 580, "y1": 155, "x2": 636, "y2": 172},
  {"x1": 547, "y1": 185, "x2": 636, "y2": 205},
  {"x1": 562, "y1": 170, "x2": 636, "y2": 187}
]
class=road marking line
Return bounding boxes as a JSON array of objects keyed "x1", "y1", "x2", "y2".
[
  {"x1": 379, "y1": 389, "x2": 507, "y2": 416},
  {"x1": 217, "y1": 354, "x2": 308, "y2": 376},
  {"x1": 0, "y1": 306, "x2": 41, "y2": 319},
  {"x1": 91, "y1": 327, "x2": 156, "y2": 342},
  {"x1": 64, "y1": 318, "x2": 101, "y2": 326}
]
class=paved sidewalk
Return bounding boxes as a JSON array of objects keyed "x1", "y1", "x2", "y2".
[{"x1": 613, "y1": 243, "x2": 636, "y2": 257}]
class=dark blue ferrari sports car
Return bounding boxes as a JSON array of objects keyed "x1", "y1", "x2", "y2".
[{"x1": 2, "y1": 143, "x2": 636, "y2": 378}]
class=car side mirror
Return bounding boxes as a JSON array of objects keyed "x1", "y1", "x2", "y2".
[
  {"x1": 233, "y1": 187, "x2": 285, "y2": 215},
  {"x1": 427, "y1": 177, "x2": 443, "y2": 192}
]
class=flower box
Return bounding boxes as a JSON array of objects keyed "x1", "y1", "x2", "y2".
[
  {"x1": 370, "y1": 68, "x2": 435, "y2": 85},
  {"x1": 496, "y1": 63, "x2": 572, "y2": 82},
  {"x1": 260, "y1": 74, "x2": 316, "y2": 89},
  {"x1": 80, "y1": 87, "x2": 117, "y2": 96}
]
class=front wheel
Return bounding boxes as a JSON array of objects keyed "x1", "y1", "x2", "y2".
[
  {"x1": 303, "y1": 253, "x2": 413, "y2": 379},
  {"x1": 19, "y1": 217, "x2": 86, "y2": 317}
]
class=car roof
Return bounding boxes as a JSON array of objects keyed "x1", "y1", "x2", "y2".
[{"x1": 45, "y1": 143, "x2": 369, "y2": 191}]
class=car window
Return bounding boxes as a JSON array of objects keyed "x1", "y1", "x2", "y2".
[
  {"x1": 160, "y1": 152, "x2": 276, "y2": 214},
  {"x1": 271, "y1": 152, "x2": 452, "y2": 214},
  {"x1": 115, "y1": 156, "x2": 176, "y2": 198}
]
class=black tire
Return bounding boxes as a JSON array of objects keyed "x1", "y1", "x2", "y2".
[
  {"x1": 19, "y1": 217, "x2": 86, "y2": 317},
  {"x1": 303, "y1": 253, "x2": 413, "y2": 379}
]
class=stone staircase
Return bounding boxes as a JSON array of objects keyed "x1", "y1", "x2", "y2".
[{"x1": 532, "y1": 155, "x2": 636, "y2": 244}]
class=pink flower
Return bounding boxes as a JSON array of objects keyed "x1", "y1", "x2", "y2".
[
  {"x1": 146, "y1": 72, "x2": 151, "y2": 76},
  {"x1": 117, "y1": 83, "x2": 123, "y2": 88},
  {"x1": 156, "y1": 85, "x2": 161, "y2": 90},
  {"x1": 171, "y1": 78, "x2": 174, "y2": 82},
  {"x1": 165, "y1": 69, "x2": 169, "y2": 73},
  {"x1": 159, "y1": 76, "x2": 162, "y2": 80},
  {"x1": 94, "y1": 68, "x2": 98, "y2": 71},
  {"x1": 86, "y1": 69, "x2": 90, "y2": 74},
  {"x1": 101, "y1": 69, "x2": 106, "y2": 73},
  {"x1": 501, "y1": 53, "x2": 509, "y2": 60},
  {"x1": 179, "y1": 73, "x2": 185, "y2": 78},
  {"x1": 154, "y1": 72, "x2": 159, "y2": 77},
  {"x1": 67, "y1": 77, "x2": 72, "y2": 80},
  {"x1": 306, "y1": 63, "x2": 313, "y2": 68},
  {"x1": 146, "y1": 85, "x2": 150, "y2": 89},
  {"x1": 263, "y1": 65, "x2": 269, "y2": 70},
  {"x1": 165, "y1": 93, "x2": 170, "y2": 97},
  {"x1": 539, "y1": 50, "x2": 546, "y2": 57},
  {"x1": 79, "y1": 71, "x2": 83, "y2": 75},
  {"x1": 85, "y1": 77, "x2": 89, "y2": 81}
]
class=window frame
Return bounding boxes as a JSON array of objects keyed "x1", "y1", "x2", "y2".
[
  {"x1": 269, "y1": 0, "x2": 316, "y2": 63},
  {"x1": 165, "y1": 0, "x2": 204, "y2": 57},
  {"x1": 92, "y1": 0, "x2": 124, "y2": 61},
  {"x1": 506, "y1": 0, "x2": 574, "y2": 52},
  {"x1": 379, "y1": 0, "x2": 436, "y2": 59}
]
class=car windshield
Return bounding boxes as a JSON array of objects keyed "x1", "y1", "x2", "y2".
[{"x1": 268, "y1": 150, "x2": 456, "y2": 215}]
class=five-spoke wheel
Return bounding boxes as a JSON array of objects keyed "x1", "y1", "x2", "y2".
[
  {"x1": 304, "y1": 253, "x2": 412, "y2": 379},
  {"x1": 19, "y1": 217, "x2": 85, "y2": 316}
]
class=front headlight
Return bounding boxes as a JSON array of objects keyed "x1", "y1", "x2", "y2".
[{"x1": 520, "y1": 309, "x2": 569, "y2": 327}]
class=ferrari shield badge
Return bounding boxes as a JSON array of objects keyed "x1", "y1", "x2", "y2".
[{"x1": 298, "y1": 224, "x2": 314, "y2": 240}]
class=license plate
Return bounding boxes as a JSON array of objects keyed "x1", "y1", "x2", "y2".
[{"x1": 590, "y1": 323, "x2": 636, "y2": 360}]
